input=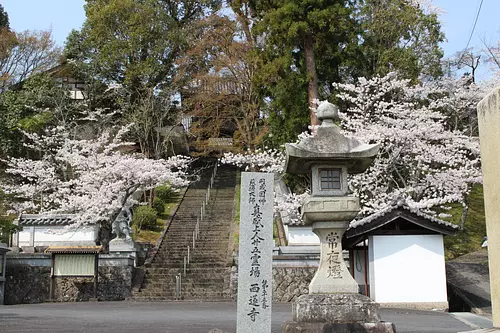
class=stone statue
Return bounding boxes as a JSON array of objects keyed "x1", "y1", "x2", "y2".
[{"x1": 112, "y1": 206, "x2": 132, "y2": 241}]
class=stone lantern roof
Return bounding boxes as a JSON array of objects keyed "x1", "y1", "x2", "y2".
[{"x1": 285, "y1": 102, "x2": 380, "y2": 174}]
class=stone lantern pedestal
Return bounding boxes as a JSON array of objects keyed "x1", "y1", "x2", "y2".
[{"x1": 282, "y1": 102, "x2": 395, "y2": 333}]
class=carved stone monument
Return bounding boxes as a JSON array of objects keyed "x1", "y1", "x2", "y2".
[
  {"x1": 237, "y1": 172, "x2": 274, "y2": 333},
  {"x1": 282, "y1": 102, "x2": 395, "y2": 333},
  {"x1": 109, "y1": 206, "x2": 137, "y2": 262}
]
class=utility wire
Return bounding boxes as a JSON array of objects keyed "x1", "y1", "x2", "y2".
[{"x1": 458, "y1": 0, "x2": 484, "y2": 63}]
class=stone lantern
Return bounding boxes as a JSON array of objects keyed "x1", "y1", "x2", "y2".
[{"x1": 282, "y1": 102, "x2": 395, "y2": 333}]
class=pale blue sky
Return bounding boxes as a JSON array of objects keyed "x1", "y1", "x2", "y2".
[
  {"x1": 1, "y1": 0, "x2": 86, "y2": 46},
  {"x1": 1, "y1": 0, "x2": 499, "y2": 80}
]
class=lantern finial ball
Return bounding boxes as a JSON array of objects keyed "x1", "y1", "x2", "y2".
[{"x1": 316, "y1": 102, "x2": 339, "y2": 124}]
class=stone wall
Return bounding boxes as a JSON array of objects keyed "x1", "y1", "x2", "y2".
[
  {"x1": 5, "y1": 264, "x2": 51, "y2": 304},
  {"x1": 272, "y1": 267, "x2": 316, "y2": 302},
  {"x1": 230, "y1": 264, "x2": 316, "y2": 303},
  {"x1": 5, "y1": 253, "x2": 134, "y2": 304},
  {"x1": 53, "y1": 266, "x2": 133, "y2": 302}
]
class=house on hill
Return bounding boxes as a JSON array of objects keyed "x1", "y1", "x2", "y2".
[{"x1": 45, "y1": 64, "x2": 86, "y2": 100}]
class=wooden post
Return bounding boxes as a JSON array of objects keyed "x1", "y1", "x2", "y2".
[
  {"x1": 49, "y1": 254, "x2": 55, "y2": 301},
  {"x1": 364, "y1": 240, "x2": 369, "y2": 297},
  {"x1": 93, "y1": 253, "x2": 99, "y2": 299},
  {"x1": 183, "y1": 257, "x2": 186, "y2": 276}
]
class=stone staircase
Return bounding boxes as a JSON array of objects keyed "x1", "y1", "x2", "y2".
[{"x1": 132, "y1": 161, "x2": 237, "y2": 301}]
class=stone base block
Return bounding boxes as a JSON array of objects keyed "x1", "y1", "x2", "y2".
[
  {"x1": 379, "y1": 301, "x2": 448, "y2": 311},
  {"x1": 293, "y1": 294, "x2": 381, "y2": 323},
  {"x1": 109, "y1": 239, "x2": 136, "y2": 252},
  {"x1": 282, "y1": 321, "x2": 396, "y2": 333},
  {"x1": 458, "y1": 328, "x2": 500, "y2": 333}
]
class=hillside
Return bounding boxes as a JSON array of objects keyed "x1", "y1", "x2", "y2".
[{"x1": 443, "y1": 185, "x2": 487, "y2": 260}]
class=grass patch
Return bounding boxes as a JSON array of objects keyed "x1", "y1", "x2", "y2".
[
  {"x1": 234, "y1": 179, "x2": 241, "y2": 225},
  {"x1": 133, "y1": 188, "x2": 184, "y2": 245},
  {"x1": 440, "y1": 185, "x2": 486, "y2": 260},
  {"x1": 159, "y1": 201, "x2": 177, "y2": 220},
  {"x1": 133, "y1": 218, "x2": 164, "y2": 244},
  {"x1": 273, "y1": 218, "x2": 278, "y2": 243},
  {"x1": 234, "y1": 172, "x2": 241, "y2": 248}
]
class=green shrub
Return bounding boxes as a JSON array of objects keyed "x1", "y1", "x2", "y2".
[
  {"x1": 132, "y1": 206, "x2": 158, "y2": 232},
  {"x1": 155, "y1": 185, "x2": 177, "y2": 203},
  {"x1": 0, "y1": 216, "x2": 21, "y2": 244},
  {"x1": 152, "y1": 197, "x2": 165, "y2": 215}
]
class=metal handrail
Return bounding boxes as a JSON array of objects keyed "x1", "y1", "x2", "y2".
[
  {"x1": 175, "y1": 273, "x2": 182, "y2": 300},
  {"x1": 180, "y1": 160, "x2": 219, "y2": 280}
]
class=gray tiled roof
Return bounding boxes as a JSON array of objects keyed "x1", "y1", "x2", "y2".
[
  {"x1": 348, "y1": 199, "x2": 459, "y2": 230},
  {"x1": 17, "y1": 214, "x2": 75, "y2": 226},
  {"x1": 45, "y1": 245, "x2": 103, "y2": 254}
]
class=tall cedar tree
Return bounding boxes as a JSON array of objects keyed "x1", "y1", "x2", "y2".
[
  {"x1": 253, "y1": 0, "x2": 359, "y2": 126},
  {"x1": 251, "y1": 0, "x2": 445, "y2": 146}
]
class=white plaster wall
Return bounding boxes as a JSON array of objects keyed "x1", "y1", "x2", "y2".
[
  {"x1": 368, "y1": 235, "x2": 447, "y2": 303},
  {"x1": 17, "y1": 225, "x2": 98, "y2": 247},
  {"x1": 17, "y1": 230, "x2": 31, "y2": 246},
  {"x1": 287, "y1": 227, "x2": 320, "y2": 245}
]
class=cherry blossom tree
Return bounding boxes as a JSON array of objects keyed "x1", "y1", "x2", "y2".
[
  {"x1": 414, "y1": 75, "x2": 483, "y2": 135},
  {"x1": 334, "y1": 73, "x2": 482, "y2": 216},
  {"x1": 223, "y1": 72, "x2": 483, "y2": 222},
  {"x1": 221, "y1": 148, "x2": 285, "y2": 174},
  {"x1": 1, "y1": 124, "x2": 191, "y2": 246}
]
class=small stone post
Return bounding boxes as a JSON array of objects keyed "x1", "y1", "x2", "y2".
[{"x1": 478, "y1": 87, "x2": 500, "y2": 328}]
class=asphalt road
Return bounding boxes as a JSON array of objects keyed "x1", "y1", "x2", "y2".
[{"x1": 0, "y1": 301, "x2": 476, "y2": 333}]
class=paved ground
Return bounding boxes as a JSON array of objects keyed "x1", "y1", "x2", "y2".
[{"x1": 0, "y1": 301, "x2": 485, "y2": 333}]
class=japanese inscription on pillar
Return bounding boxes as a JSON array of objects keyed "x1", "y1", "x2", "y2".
[
  {"x1": 325, "y1": 231, "x2": 342, "y2": 279},
  {"x1": 237, "y1": 172, "x2": 274, "y2": 333}
]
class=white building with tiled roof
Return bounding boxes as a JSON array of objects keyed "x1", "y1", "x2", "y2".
[
  {"x1": 12, "y1": 214, "x2": 98, "y2": 249},
  {"x1": 279, "y1": 197, "x2": 459, "y2": 310},
  {"x1": 344, "y1": 201, "x2": 459, "y2": 310}
]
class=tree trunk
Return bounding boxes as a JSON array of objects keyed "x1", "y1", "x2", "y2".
[
  {"x1": 460, "y1": 195, "x2": 470, "y2": 230},
  {"x1": 304, "y1": 32, "x2": 320, "y2": 126},
  {"x1": 97, "y1": 222, "x2": 112, "y2": 253}
]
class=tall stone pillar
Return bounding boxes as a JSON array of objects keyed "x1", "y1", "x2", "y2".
[{"x1": 477, "y1": 87, "x2": 500, "y2": 328}]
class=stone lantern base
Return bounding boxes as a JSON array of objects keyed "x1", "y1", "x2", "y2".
[{"x1": 282, "y1": 294, "x2": 396, "y2": 333}]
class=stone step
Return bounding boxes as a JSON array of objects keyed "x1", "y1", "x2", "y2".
[
  {"x1": 137, "y1": 288, "x2": 227, "y2": 296},
  {"x1": 154, "y1": 249, "x2": 230, "y2": 255},
  {"x1": 158, "y1": 244, "x2": 230, "y2": 250},
  {"x1": 145, "y1": 271, "x2": 229, "y2": 278},
  {"x1": 153, "y1": 251, "x2": 229, "y2": 258},
  {"x1": 138, "y1": 162, "x2": 237, "y2": 301},
  {"x1": 131, "y1": 293, "x2": 229, "y2": 301},
  {"x1": 144, "y1": 279, "x2": 226, "y2": 287},
  {"x1": 149, "y1": 263, "x2": 230, "y2": 269},
  {"x1": 146, "y1": 267, "x2": 229, "y2": 274}
]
